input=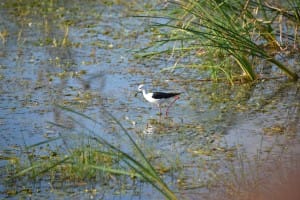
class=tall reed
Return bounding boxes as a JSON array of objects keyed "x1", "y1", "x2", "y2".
[{"x1": 139, "y1": 0, "x2": 299, "y2": 81}]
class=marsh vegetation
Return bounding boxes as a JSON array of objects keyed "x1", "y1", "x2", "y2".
[{"x1": 0, "y1": 0, "x2": 299, "y2": 199}]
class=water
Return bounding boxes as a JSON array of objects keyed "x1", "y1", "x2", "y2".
[{"x1": 0, "y1": 1, "x2": 299, "y2": 199}]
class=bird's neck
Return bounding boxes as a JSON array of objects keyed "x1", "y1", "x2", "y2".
[{"x1": 142, "y1": 89, "x2": 147, "y2": 97}]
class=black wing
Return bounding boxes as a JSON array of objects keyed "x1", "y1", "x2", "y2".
[{"x1": 152, "y1": 92, "x2": 180, "y2": 99}]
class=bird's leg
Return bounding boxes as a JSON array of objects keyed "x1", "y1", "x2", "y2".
[
  {"x1": 165, "y1": 95, "x2": 180, "y2": 117},
  {"x1": 158, "y1": 105, "x2": 162, "y2": 116}
]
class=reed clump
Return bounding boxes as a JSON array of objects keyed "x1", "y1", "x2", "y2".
[{"x1": 139, "y1": 0, "x2": 299, "y2": 82}]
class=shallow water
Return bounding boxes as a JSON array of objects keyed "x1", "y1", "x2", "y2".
[{"x1": 0, "y1": 1, "x2": 299, "y2": 199}]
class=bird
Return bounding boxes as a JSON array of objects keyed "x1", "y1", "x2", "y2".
[{"x1": 136, "y1": 84, "x2": 181, "y2": 116}]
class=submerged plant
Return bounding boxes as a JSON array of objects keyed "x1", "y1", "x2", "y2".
[{"x1": 139, "y1": 0, "x2": 299, "y2": 82}]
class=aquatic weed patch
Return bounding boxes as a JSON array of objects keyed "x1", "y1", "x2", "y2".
[
  {"x1": 2, "y1": 106, "x2": 178, "y2": 200},
  {"x1": 138, "y1": 0, "x2": 299, "y2": 82}
]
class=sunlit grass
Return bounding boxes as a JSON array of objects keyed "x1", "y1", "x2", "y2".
[{"x1": 138, "y1": 0, "x2": 299, "y2": 82}]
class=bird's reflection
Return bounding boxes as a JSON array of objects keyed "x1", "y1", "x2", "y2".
[{"x1": 142, "y1": 117, "x2": 179, "y2": 135}]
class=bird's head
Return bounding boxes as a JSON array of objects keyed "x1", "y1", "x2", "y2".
[
  {"x1": 138, "y1": 84, "x2": 144, "y2": 92},
  {"x1": 135, "y1": 84, "x2": 144, "y2": 97}
]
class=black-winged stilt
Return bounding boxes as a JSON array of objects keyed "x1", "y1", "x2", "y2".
[{"x1": 136, "y1": 84, "x2": 181, "y2": 116}]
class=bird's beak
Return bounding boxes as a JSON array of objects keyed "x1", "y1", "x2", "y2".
[{"x1": 134, "y1": 91, "x2": 139, "y2": 97}]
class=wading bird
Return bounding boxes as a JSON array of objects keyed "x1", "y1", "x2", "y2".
[{"x1": 136, "y1": 84, "x2": 181, "y2": 116}]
